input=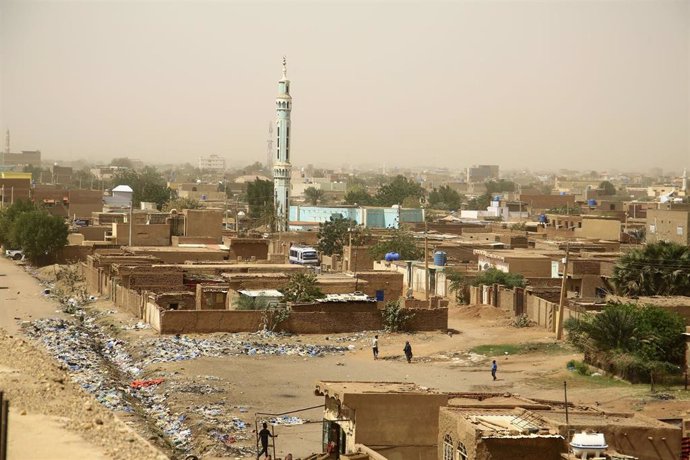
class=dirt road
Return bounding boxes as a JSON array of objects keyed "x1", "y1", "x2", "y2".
[{"x1": 0, "y1": 257, "x2": 165, "y2": 460}]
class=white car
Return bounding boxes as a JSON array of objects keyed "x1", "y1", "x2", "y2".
[{"x1": 5, "y1": 249, "x2": 24, "y2": 261}]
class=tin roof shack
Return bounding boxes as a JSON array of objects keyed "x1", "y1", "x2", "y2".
[
  {"x1": 315, "y1": 381, "x2": 449, "y2": 459},
  {"x1": 438, "y1": 407, "x2": 564, "y2": 460},
  {"x1": 474, "y1": 249, "x2": 551, "y2": 278}
]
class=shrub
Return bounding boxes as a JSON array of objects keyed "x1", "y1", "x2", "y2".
[{"x1": 381, "y1": 300, "x2": 415, "y2": 332}]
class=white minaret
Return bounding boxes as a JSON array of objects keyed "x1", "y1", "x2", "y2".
[
  {"x1": 682, "y1": 168, "x2": 688, "y2": 192},
  {"x1": 273, "y1": 57, "x2": 292, "y2": 232}
]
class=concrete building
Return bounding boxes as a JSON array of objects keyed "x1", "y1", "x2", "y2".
[
  {"x1": 198, "y1": 154, "x2": 226, "y2": 170},
  {"x1": 466, "y1": 165, "x2": 499, "y2": 183},
  {"x1": 315, "y1": 381, "x2": 449, "y2": 458},
  {"x1": 289, "y1": 205, "x2": 424, "y2": 230},
  {"x1": 474, "y1": 249, "x2": 552, "y2": 278},
  {"x1": 51, "y1": 165, "x2": 73, "y2": 184},
  {"x1": 103, "y1": 185, "x2": 133, "y2": 213},
  {"x1": 273, "y1": 57, "x2": 292, "y2": 232},
  {"x1": 1, "y1": 150, "x2": 41, "y2": 167},
  {"x1": 647, "y1": 203, "x2": 690, "y2": 246}
]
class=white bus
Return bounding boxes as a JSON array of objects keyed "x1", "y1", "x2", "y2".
[{"x1": 289, "y1": 245, "x2": 319, "y2": 266}]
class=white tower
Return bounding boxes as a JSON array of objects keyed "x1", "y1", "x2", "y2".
[
  {"x1": 273, "y1": 57, "x2": 292, "y2": 232},
  {"x1": 682, "y1": 168, "x2": 688, "y2": 192}
]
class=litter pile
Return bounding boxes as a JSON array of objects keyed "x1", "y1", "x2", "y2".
[
  {"x1": 135, "y1": 335, "x2": 353, "y2": 366},
  {"x1": 25, "y1": 316, "x2": 194, "y2": 451}
]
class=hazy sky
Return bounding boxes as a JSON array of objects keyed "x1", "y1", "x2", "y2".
[{"x1": 1, "y1": 0, "x2": 688, "y2": 171}]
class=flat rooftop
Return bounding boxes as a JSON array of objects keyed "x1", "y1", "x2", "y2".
[{"x1": 315, "y1": 381, "x2": 438, "y2": 398}]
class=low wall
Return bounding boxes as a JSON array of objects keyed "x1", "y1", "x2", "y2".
[
  {"x1": 114, "y1": 284, "x2": 146, "y2": 317},
  {"x1": 154, "y1": 307, "x2": 448, "y2": 334}
]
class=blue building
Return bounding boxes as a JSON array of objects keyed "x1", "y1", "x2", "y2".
[{"x1": 289, "y1": 205, "x2": 424, "y2": 230}]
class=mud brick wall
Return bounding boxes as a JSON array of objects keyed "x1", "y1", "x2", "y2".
[
  {"x1": 127, "y1": 272, "x2": 185, "y2": 292},
  {"x1": 155, "y1": 307, "x2": 448, "y2": 334},
  {"x1": 114, "y1": 285, "x2": 146, "y2": 317},
  {"x1": 83, "y1": 263, "x2": 100, "y2": 294},
  {"x1": 228, "y1": 239, "x2": 269, "y2": 261}
]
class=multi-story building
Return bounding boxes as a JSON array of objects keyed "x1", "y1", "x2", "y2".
[
  {"x1": 466, "y1": 165, "x2": 499, "y2": 183},
  {"x1": 198, "y1": 154, "x2": 226, "y2": 171},
  {"x1": 647, "y1": 203, "x2": 690, "y2": 246}
]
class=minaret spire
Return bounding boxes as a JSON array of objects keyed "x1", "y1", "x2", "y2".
[{"x1": 273, "y1": 57, "x2": 293, "y2": 232}]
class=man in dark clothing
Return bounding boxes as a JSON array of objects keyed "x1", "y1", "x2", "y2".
[
  {"x1": 257, "y1": 422, "x2": 277, "y2": 459},
  {"x1": 403, "y1": 341, "x2": 412, "y2": 363},
  {"x1": 491, "y1": 360, "x2": 498, "y2": 381}
]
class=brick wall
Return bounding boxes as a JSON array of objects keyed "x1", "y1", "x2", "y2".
[{"x1": 153, "y1": 306, "x2": 448, "y2": 334}]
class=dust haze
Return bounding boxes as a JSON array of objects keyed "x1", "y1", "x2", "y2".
[{"x1": 1, "y1": 0, "x2": 688, "y2": 171}]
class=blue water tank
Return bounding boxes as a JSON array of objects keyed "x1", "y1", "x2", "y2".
[
  {"x1": 560, "y1": 191, "x2": 566, "y2": 196},
  {"x1": 434, "y1": 251, "x2": 447, "y2": 266},
  {"x1": 587, "y1": 199, "x2": 597, "y2": 206},
  {"x1": 494, "y1": 195, "x2": 501, "y2": 201},
  {"x1": 538, "y1": 213, "x2": 548, "y2": 224},
  {"x1": 385, "y1": 252, "x2": 401, "y2": 262}
]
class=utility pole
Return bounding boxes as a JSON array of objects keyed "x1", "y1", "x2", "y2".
[
  {"x1": 556, "y1": 243, "x2": 570, "y2": 340},
  {"x1": 424, "y1": 214, "x2": 429, "y2": 301},
  {"x1": 128, "y1": 200, "x2": 133, "y2": 247}
]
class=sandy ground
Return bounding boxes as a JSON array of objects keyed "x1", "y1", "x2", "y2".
[
  {"x1": 0, "y1": 257, "x2": 166, "y2": 460},
  {"x1": 3, "y1": 256, "x2": 690, "y2": 459}
]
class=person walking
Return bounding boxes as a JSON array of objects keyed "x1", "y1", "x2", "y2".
[
  {"x1": 256, "y1": 422, "x2": 277, "y2": 459},
  {"x1": 403, "y1": 341, "x2": 413, "y2": 363},
  {"x1": 491, "y1": 360, "x2": 498, "y2": 381},
  {"x1": 372, "y1": 335, "x2": 379, "y2": 360}
]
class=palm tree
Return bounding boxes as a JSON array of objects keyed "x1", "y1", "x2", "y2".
[{"x1": 611, "y1": 241, "x2": 690, "y2": 296}]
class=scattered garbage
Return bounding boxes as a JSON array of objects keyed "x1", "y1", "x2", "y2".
[
  {"x1": 131, "y1": 378, "x2": 165, "y2": 389},
  {"x1": 269, "y1": 415, "x2": 305, "y2": 425}
]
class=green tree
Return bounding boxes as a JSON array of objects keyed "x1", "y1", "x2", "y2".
[
  {"x1": 247, "y1": 178, "x2": 274, "y2": 219},
  {"x1": 113, "y1": 166, "x2": 172, "y2": 209},
  {"x1": 162, "y1": 197, "x2": 202, "y2": 212},
  {"x1": 599, "y1": 180, "x2": 617, "y2": 196},
  {"x1": 611, "y1": 241, "x2": 690, "y2": 296},
  {"x1": 282, "y1": 272, "x2": 324, "y2": 302},
  {"x1": 369, "y1": 228, "x2": 423, "y2": 260},
  {"x1": 374, "y1": 175, "x2": 425, "y2": 206},
  {"x1": 466, "y1": 194, "x2": 491, "y2": 211},
  {"x1": 110, "y1": 157, "x2": 135, "y2": 169},
  {"x1": 0, "y1": 200, "x2": 38, "y2": 247},
  {"x1": 565, "y1": 302, "x2": 685, "y2": 369},
  {"x1": 11, "y1": 211, "x2": 68, "y2": 262},
  {"x1": 428, "y1": 185, "x2": 463, "y2": 210},
  {"x1": 473, "y1": 268, "x2": 525, "y2": 288},
  {"x1": 485, "y1": 179, "x2": 516, "y2": 194},
  {"x1": 446, "y1": 269, "x2": 468, "y2": 304},
  {"x1": 344, "y1": 187, "x2": 374, "y2": 206},
  {"x1": 317, "y1": 215, "x2": 356, "y2": 256},
  {"x1": 304, "y1": 187, "x2": 325, "y2": 205}
]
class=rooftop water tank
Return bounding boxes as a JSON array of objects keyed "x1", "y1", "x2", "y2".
[
  {"x1": 384, "y1": 252, "x2": 400, "y2": 262},
  {"x1": 433, "y1": 251, "x2": 447, "y2": 266}
]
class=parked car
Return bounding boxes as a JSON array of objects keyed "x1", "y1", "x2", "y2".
[{"x1": 5, "y1": 249, "x2": 24, "y2": 261}]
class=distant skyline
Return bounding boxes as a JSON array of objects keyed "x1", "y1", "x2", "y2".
[{"x1": 1, "y1": 0, "x2": 688, "y2": 171}]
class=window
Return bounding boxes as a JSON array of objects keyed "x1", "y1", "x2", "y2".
[
  {"x1": 443, "y1": 434, "x2": 453, "y2": 460},
  {"x1": 650, "y1": 224, "x2": 656, "y2": 234},
  {"x1": 678, "y1": 226, "x2": 684, "y2": 236},
  {"x1": 457, "y1": 442, "x2": 468, "y2": 460}
]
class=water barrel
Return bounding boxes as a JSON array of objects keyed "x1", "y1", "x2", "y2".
[
  {"x1": 385, "y1": 252, "x2": 400, "y2": 262},
  {"x1": 433, "y1": 251, "x2": 447, "y2": 266},
  {"x1": 587, "y1": 199, "x2": 597, "y2": 206}
]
